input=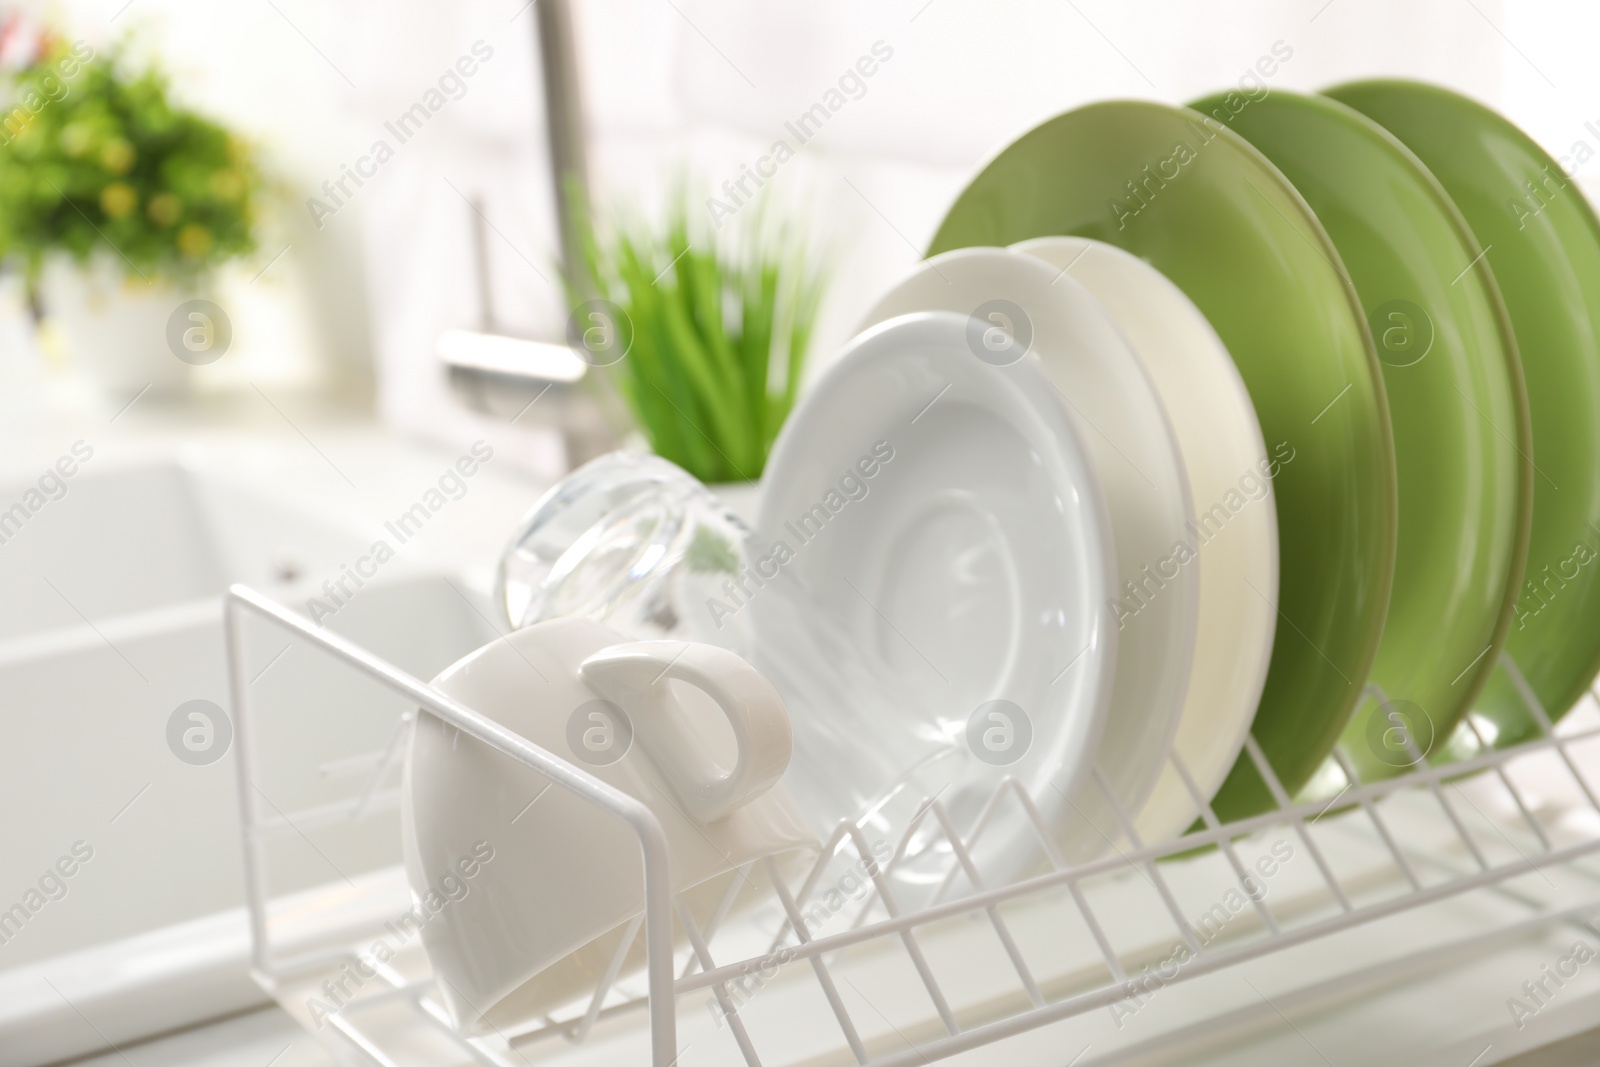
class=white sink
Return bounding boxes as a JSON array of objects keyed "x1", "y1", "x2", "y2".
[
  {"x1": 0, "y1": 461, "x2": 342, "y2": 639},
  {"x1": 0, "y1": 437, "x2": 544, "y2": 1067},
  {"x1": 0, "y1": 459, "x2": 503, "y2": 966}
]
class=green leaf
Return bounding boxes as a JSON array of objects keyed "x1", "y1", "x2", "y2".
[{"x1": 565, "y1": 182, "x2": 826, "y2": 483}]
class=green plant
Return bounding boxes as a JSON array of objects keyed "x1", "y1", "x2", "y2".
[
  {"x1": 571, "y1": 189, "x2": 827, "y2": 484},
  {"x1": 0, "y1": 36, "x2": 260, "y2": 294}
]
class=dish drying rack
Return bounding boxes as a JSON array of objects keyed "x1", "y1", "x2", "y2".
[{"x1": 225, "y1": 583, "x2": 1600, "y2": 1067}]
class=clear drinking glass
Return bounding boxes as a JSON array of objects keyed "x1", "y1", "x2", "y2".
[{"x1": 496, "y1": 452, "x2": 755, "y2": 655}]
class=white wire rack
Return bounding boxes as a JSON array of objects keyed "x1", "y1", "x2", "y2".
[{"x1": 224, "y1": 583, "x2": 1600, "y2": 1067}]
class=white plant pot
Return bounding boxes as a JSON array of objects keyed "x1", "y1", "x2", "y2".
[{"x1": 40, "y1": 259, "x2": 209, "y2": 396}]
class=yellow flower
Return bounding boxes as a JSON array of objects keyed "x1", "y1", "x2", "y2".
[
  {"x1": 208, "y1": 170, "x2": 244, "y2": 202},
  {"x1": 177, "y1": 223, "x2": 213, "y2": 259},
  {"x1": 147, "y1": 193, "x2": 182, "y2": 227},
  {"x1": 100, "y1": 182, "x2": 138, "y2": 219},
  {"x1": 99, "y1": 138, "x2": 137, "y2": 174}
]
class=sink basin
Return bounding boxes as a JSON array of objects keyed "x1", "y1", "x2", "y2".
[
  {"x1": 0, "y1": 460, "x2": 502, "y2": 967},
  {"x1": 0, "y1": 460, "x2": 359, "y2": 641}
]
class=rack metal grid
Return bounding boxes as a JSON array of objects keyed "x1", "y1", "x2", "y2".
[{"x1": 225, "y1": 583, "x2": 1600, "y2": 1067}]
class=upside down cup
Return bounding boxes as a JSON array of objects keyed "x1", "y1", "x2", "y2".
[{"x1": 402, "y1": 617, "x2": 817, "y2": 1033}]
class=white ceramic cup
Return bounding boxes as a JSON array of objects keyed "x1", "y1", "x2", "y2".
[{"x1": 402, "y1": 617, "x2": 817, "y2": 1034}]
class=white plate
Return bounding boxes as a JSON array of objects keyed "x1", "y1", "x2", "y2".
[
  {"x1": 1015, "y1": 237, "x2": 1278, "y2": 846},
  {"x1": 859, "y1": 249, "x2": 1197, "y2": 864},
  {"x1": 751, "y1": 311, "x2": 1116, "y2": 880}
]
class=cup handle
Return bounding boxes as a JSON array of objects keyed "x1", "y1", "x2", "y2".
[{"x1": 578, "y1": 641, "x2": 793, "y2": 823}]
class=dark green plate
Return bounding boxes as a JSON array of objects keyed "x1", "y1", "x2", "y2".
[
  {"x1": 930, "y1": 101, "x2": 1396, "y2": 821},
  {"x1": 1191, "y1": 88, "x2": 1530, "y2": 784},
  {"x1": 1329, "y1": 80, "x2": 1600, "y2": 752}
]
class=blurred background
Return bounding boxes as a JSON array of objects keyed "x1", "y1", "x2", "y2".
[{"x1": 2, "y1": 0, "x2": 1585, "y2": 476}]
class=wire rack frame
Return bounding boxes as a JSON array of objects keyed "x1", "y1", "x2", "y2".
[{"x1": 224, "y1": 584, "x2": 1600, "y2": 1067}]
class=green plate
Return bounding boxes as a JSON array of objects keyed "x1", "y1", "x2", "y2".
[
  {"x1": 930, "y1": 101, "x2": 1396, "y2": 822},
  {"x1": 1329, "y1": 80, "x2": 1600, "y2": 752},
  {"x1": 1190, "y1": 88, "x2": 1530, "y2": 784}
]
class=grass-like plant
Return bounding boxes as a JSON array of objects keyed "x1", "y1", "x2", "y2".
[
  {"x1": 571, "y1": 189, "x2": 827, "y2": 484},
  {"x1": 0, "y1": 35, "x2": 260, "y2": 298}
]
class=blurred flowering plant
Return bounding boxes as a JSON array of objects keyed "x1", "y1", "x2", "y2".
[{"x1": 0, "y1": 30, "x2": 260, "y2": 297}]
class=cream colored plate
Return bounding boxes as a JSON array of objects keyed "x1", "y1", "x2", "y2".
[{"x1": 1015, "y1": 237, "x2": 1278, "y2": 845}]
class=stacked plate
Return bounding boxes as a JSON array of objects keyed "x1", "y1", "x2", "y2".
[{"x1": 752, "y1": 80, "x2": 1600, "y2": 871}]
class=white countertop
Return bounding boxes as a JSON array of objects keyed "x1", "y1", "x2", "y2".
[{"x1": 54, "y1": 907, "x2": 1600, "y2": 1067}]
